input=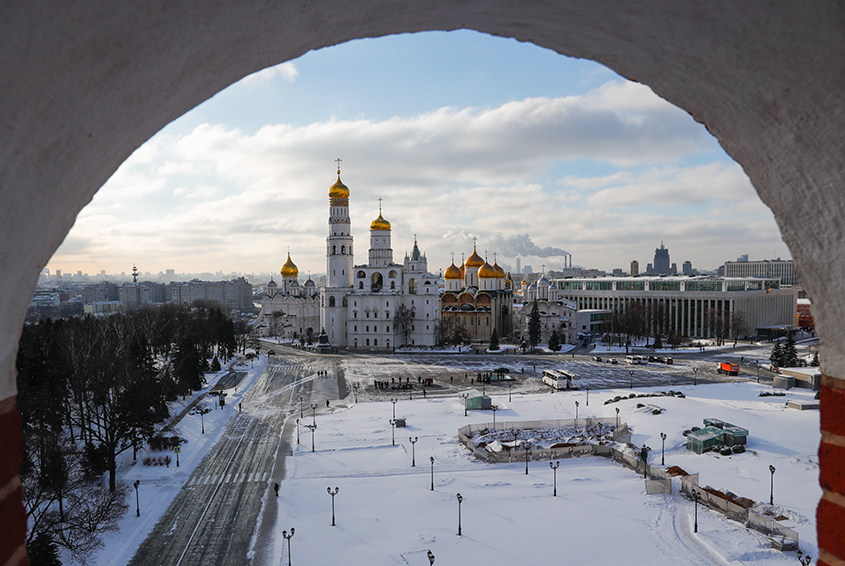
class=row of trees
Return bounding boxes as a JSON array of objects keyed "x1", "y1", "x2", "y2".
[
  {"x1": 16, "y1": 302, "x2": 238, "y2": 563},
  {"x1": 770, "y1": 332, "x2": 819, "y2": 368}
]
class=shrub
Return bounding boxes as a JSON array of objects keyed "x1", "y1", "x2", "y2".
[
  {"x1": 720, "y1": 446, "x2": 733, "y2": 456},
  {"x1": 652, "y1": 409, "x2": 662, "y2": 415},
  {"x1": 732, "y1": 444, "x2": 745, "y2": 453},
  {"x1": 682, "y1": 429, "x2": 691, "y2": 436},
  {"x1": 636, "y1": 403, "x2": 645, "y2": 408}
]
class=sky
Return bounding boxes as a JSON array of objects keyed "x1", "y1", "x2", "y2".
[{"x1": 46, "y1": 30, "x2": 790, "y2": 279}]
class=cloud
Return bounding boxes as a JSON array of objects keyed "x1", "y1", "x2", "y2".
[{"x1": 238, "y1": 62, "x2": 299, "y2": 86}]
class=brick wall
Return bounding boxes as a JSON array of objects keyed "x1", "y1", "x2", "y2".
[{"x1": 0, "y1": 396, "x2": 28, "y2": 566}]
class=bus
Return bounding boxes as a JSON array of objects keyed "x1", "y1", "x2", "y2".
[
  {"x1": 542, "y1": 369, "x2": 582, "y2": 390},
  {"x1": 625, "y1": 355, "x2": 647, "y2": 365}
]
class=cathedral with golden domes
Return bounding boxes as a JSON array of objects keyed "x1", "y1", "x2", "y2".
[
  {"x1": 256, "y1": 164, "x2": 440, "y2": 349},
  {"x1": 439, "y1": 244, "x2": 514, "y2": 344}
]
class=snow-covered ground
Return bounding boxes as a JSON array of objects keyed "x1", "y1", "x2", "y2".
[{"x1": 268, "y1": 381, "x2": 820, "y2": 565}]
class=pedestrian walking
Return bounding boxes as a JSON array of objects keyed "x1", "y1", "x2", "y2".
[
  {"x1": 274, "y1": 482, "x2": 279, "y2": 497},
  {"x1": 326, "y1": 399, "x2": 330, "y2": 408},
  {"x1": 239, "y1": 403, "x2": 242, "y2": 412}
]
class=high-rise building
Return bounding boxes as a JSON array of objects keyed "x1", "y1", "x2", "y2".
[
  {"x1": 682, "y1": 260, "x2": 693, "y2": 275},
  {"x1": 631, "y1": 260, "x2": 639, "y2": 276},
  {"x1": 653, "y1": 242, "x2": 671, "y2": 274},
  {"x1": 723, "y1": 258, "x2": 798, "y2": 286},
  {"x1": 516, "y1": 257, "x2": 521, "y2": 274}
]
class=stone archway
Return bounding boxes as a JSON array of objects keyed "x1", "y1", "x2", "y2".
[{"x1": 2, "y1": 2, "x2": 844, "y2": 564}]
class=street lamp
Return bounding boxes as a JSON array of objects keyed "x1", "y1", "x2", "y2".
[
  {"x1": 769, "y1": 464, "x2": 776, "y2": 505},
  {"x1": 133, "y1": 480, "x2": 140, "y2": 517},
  {"x1": 585, "y1": 384, "x2": 590, "y2": 406},
  {"x1": 756, "y1": 361, "x2": 760, "y2": 383},
  {"x1": 660, "y1": 432, "x2": 667, "y2": 466},
  {"x1": 693, "y1": 492, "x2": 701, "y2": 533},
  {"x1": 456, "y1": 493, "x2": 463, "y2": 536},
  {"x1": 353, "y1": 382, "x2": 359, "y2": 403},
  {"x1": 629, "y1": 370, "x2": 634, "y2": 389},
  {"x1": 508, "y1": 383, "x2": 512, "y2": 402},
  {"x1": 461, "y1": 393, "x2": 468, "y2": 417},
  {"x1": 391, "y1": 398, "x2": 397, "y2": 420},
  {"x1": 306, "y1": 423, "x2": 317, "y2": 452},
  {"x1": 575, "y1": 400, "x2": 579, "y2": 427},
  {"x1": 390, "y1": 418, "x2": 397, "y2": 446},
  {"x1": 409, "y1": 436, "x2": 418, "y2": 467},
  {"x1": 310, "y1": 403, "x2": 318, "y2": 426},
  {"x1": 796, "y1": 549, "x2": 812, "y2": 565},
  {"x1": 491, "y1": 405, "x2": 499, "y2": 429},
  {"x1": 300, "y1": 396, "x2": 303, "y2": 419},
  {"x1": 523, "y1": 442, "x2": 532, "y2": 475},
  {"x1": 550, "y1": 461, "x2": 560, "y2": 496},
  {"x1": 327, "y1": 486, "x2": 339, "y2": 526},
  {"x1": 296, "y1": 418, "x2": 300, "y2": 445},
  {"x1": 282, "y1": 527, "x2": 295, "y2": 566},
  {"x1": 430, "y1": 456, "x2": 435, "y2": 491},
  {"x1": 616, "y1": 407, "x2": 620, "y2": 428},
  {"x1": 693, "y1": 367, "x2": 698, "y2": 386}
]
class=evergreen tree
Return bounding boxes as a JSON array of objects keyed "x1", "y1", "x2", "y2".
[
  {"x1": 781, "y1": 332, "x2": 799, "y2": 367},
  {"x1": 548, "y1": 330, "x2": 561, "y2": 352},
  {"x1": 811, "y1": 351, "x2": 820, "y2": 367},
  {"x1": 770, "y1": 341, "x2": 784, "y2": 368},
  {"x1": 528, "y1": 301, "x2": 541, "y2": 347},
  {"x1": 488, "y1": 328, "x2": 499, "y2": 351}
]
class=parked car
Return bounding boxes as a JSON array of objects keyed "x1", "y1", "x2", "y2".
[
  {"x1": 592, "y1": 356, "x2": 602, "y2": 362},
  {"x1": 608, "y1": 358, "x2": 618, "y2": 364},
  {"x1": 648, "y1": 355, "x2": 658, "y2": 362},
  {"x1": 267, "y1": 349, "x2": 276, "y2": 355}
]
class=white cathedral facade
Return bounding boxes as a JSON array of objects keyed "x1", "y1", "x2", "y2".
[
  {"x1": 321, "y1": 167, "x2": 439, "y2": 349},
  {"x1": 255, "y1": 166, "x2": 440, "y2": 349}
]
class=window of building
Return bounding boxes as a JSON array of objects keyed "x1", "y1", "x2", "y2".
[
  {"x1": 329, "y1": 296, "x2": 335, "y2": 307},
  {"x1": 374, "y1": 339, "x2": 378, "y2": 346},
  {"x1": 354, "y1": 325, "x2": 357, "y2": 331},
  {"x1": 366, "y1": 339, "x2": 370, "y2": 346},
  {"x1": 386, "y1": 325, "x2": 390, "y2": 332},
  {"x1": 333, "y1": 245, "x2": 337, "y2": 254},
  {"x1": 341, "y1": 245, "x2": 345, "y2": 254},
  {"x1": 366, "y1": 325, "x2": 369, "y2": 332},
  {"x1": 359, "y1": 282, "x2": 364, "y2": 289}
]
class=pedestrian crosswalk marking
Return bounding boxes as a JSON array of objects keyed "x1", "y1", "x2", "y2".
[{"x1": 189, "y1": 471, "x2": 270, "y2": 486}]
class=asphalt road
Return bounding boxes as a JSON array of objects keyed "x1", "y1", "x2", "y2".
[{"x1": 127, "y1": 354, "x2": 337, "y2": 566}]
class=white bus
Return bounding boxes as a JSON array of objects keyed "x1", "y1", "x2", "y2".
[
  {"x1": 625, "y1": 355, "x2": 647, "y2": 365},
  {"x1": 542, "y1": 369, "x2": 582, "y2": 390}
]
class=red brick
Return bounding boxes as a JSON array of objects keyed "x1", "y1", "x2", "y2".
[
  {"x1": 821, "y1": 385, "x2": 845, "y2": 437},
  {"x1": 0, "y1": 485, "x2": 27, "y2": 566},
  {"x1": 820, "y1": 442, "x2": 845, "y2": 496},
  {"x1": 0, "y1": 404, "x2": 22, "y2": 489},
  {"x1": 818, "y1": 498, "x2": 845, "y2": 561}
]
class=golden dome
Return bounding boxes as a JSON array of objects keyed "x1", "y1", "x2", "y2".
[
  {"x1": 465, "y1": 247, "x2": 484, "y2": 268},
  {"x1": 479, "y1": 261, "x2": 497, "y2": 278},
  {"x1": 444, "y1": 262, "x2": 462, "y2": 280},
  {"x1": 280, "y1": 252, "x2": 299, "y2": 278},
  {"x1": 370, "y1": 213, "x2": 391, "y2": 231},
  {"x1": 328, "y1": 171, "x2": 350, "y2": 198},
  {"x1": 493, "y1": 262, "x2": 506, "y2": 278}
]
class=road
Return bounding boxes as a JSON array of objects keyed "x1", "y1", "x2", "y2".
[{"x1": 126, "y1": 354, "x2": 340, "y2": 566}]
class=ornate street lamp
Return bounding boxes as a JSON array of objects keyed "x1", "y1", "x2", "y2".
[
  {"x1": 660, "y1": 432, "x2": 667, "y2": 466},
  {"x1": 585, "y1": 384, "x2": 590, "y2": 406},
  {"x1": 629, "y1": 370, "x2": 634, "y2": 389},
  {"x1": 390, "y1": 418, "x2": 397, "y2": 446},
  {"x1": 769, "y1": 464, "x2": 776, "y2": 505},
  {"x1": 456, "y1": 493, "x2": 463, "y2": 536},
  {"x1": 575, "y1": 400, "x2": 579, "y2": 427},
  {"x1": 133, "y1": 480, "x2": 140, "y2": 517},
  {"x1": 616, "y1": 407, "x2": 620, "y2": 428},
  {"x1": 550, "y1": 461, "x2": 560, "y2": 496},
  {"x1": 296, "y1": 418, "x2": 300, "y2": 445},
  {"x1": 430, "y1": 456, "x2": 435, "y2": 491},
  {"x1": 491, "y1": 405, "x2": 499, "y2": 429},
  {"x1": 306, "y1": 423, "x2": 317, "y2": 452},
  {"x1": 461, "y1": 393, "x2": 468, "y2": 417},
  {"x1": 409, "y1": 436, "x2": 418, "y2": 467},
  {"x1": 391, "y1": 398, "x2": 397, "y2": 420},
  {"x1": 310, "y1": 403, "x2": 318, "y2": 426},
  {"x1": 327, "y1": 486, "x2": 339, "y2": 526},
  {"x1": 523, "y1": 442, "x2": 532, "y2": 475},
  {"x1": 282, "y1": 527, "x2": 295, "y2": 566},
  {"x1": 693, "y1": 492, "x2": 701, "y2": 533},
  {"x1": 693, "y1": 366, "x2": 698, "y2": 386}
]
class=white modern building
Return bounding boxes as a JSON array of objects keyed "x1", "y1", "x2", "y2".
[{"x1": 723, "y1": 258, "x2": 798, "y2": 286}]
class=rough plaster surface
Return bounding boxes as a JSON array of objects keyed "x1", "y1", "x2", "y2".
[{"x1": 1, "y1": 1, "x2": 845, "y2": 403}]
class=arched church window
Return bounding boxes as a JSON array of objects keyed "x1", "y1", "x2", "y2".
[
  {"x1": 341, "y1": 245, "x2": 345, "y2": 254},
  {"x1": 374, "y1": 339, "x2": 378, "y2": 346},
  {"x1": 409, "y1": 278, "x2": 417, "y2": 294},
  {"x1": 359, "y1": 282, "x2": 364, "y2": 290},
  {"x1": 357, "y1": 271, "x2": 366, "y2": 278},
  {"x1": 329, "y1": 296, "x2": 336, "y2": 307},
  {"x1": 333, "y1": 245, "x2": 337, "y2": 254},
  {"x1": 389, "y1": 270, "x2": 397, "y2": 278},
  {"x1": 391, "y1": 281, "x2": 396, "y2": 289}
]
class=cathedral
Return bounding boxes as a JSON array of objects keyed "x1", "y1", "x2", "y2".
[{"x1": 256, "y1": 164, "x2": 440, "y2": 349}]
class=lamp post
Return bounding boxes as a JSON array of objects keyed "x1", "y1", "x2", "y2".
[
  {"x1": 391, "y1": 398, "x2": 397, "y2": 420},
  {"x1": 282, "y1": 528, "x2": 295, "y2": 566},
  {"x1": 523, "y1": 442, "x2": 531, "y2": 475},
  {"x1": 756, "y1": 361, "x2": 760, "y2": 383},
  {"x1": 660, "y1": 432, "x2": 667, "y2": 466},
  {"x1": 430, "y1": 456, "x2": 435, "y2": 491},
  {"x1": 575, "y1": 400, "x2": 579, "y2": 427},
  {"x1": 615, "y1": 407, "x2": 620, "y2": 428},
  {"x1": 461, "y1": 393, "x2": 468, "y2": 417},
  {"x1": 693, "y1": 491, "x2": 701, "y2": 533},
  {"x1": 133, "y1": 480, "x2": 140, "y2": 517},
  {"x1": 310, "y1": 403, "x2": 318, "y2": 426},
  {"x1": 300, "y1": 396, "x2": 303, "y2": 419},
  {"x1": 550, "y1": 461, "x2": 560, "y2": 496},
  {"x1": 585, "y1": 384, "x2": 590, "y2": 406},
  {"x1": 508, "y1": 383, "x2": 512, "y2": 402},
  {"x1": 693, "y1": 366, "x2": 698, "y2": 386},
  {"x1": 640, "y1": 444, "x2": 651, "y2": 478},
  {"x1": 409, "y1": 387, "x2": 413, "y2": 401},
  {"x1": 769, "y1": 464, "x2": 776, "y2": 505},
  {"x1": 327, "y1": 486, "x2": 339, "y2": 526},
  {"x1": 296, "y1": 418, "x2": 300, "y2": 445},
  {"x1": 629, "y1": 370, "x2": 634, "y2": 389},
  {"x1": 796, "y1": 549, "x2": 812, "y2": 565},
  {"x1": 353, "y1": 383, "x2": 359, "y2": 403},
  {"x1": 390, "y1": 418, "x2": 397, "y2": 446},
  {"x1": 409, "y1": 436, "x2": 418, "y2": 467},
  {"x1": 491, "y1": 405, "x2": 499, "y2": 429},
  {"x1": 306, "y1": 423, "x2": 317, "y2": 452},
  {"x1": 456, "y1": 493, "x2": 463, "y2": 536}
]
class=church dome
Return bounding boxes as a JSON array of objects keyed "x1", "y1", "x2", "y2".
[
  {"x1": 479, "y1": 262, "x2": 497, "y2": 278},
  {"x1": 329, "y1": 171, "x2": 350, "y2": 198},
  {"x1": 493, "y1": 262, "x2": 506, "y2": 278},
  {"x1": 267, "y1": 278, "x2": 277, "y2": 288},
  {"x1": 280, "y1": 253, "x2": 299, "y2": 277},
  {"x1": 370, "y1": 213, "x2": 391, "y2": 231},
  {"x1": 465, "y1": 247, "x2": 484, "y2": 268},
  {"x1": 444, "y1": 262, "x2": 462, "y2": 280},
  {"x1": 304, "y1": 277, "x2": 315, "y2": 287},
  {"x1": 290, "y1": 279, "x2": 300, "y2": 287}
]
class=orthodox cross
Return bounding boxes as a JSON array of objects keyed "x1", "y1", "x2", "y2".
[
  {"x1": 378, "y1": 197, "x2": 383, "y2": 214},
  {"x1": 335, "y1": 157, "x2": 342, "y2": 173},
  {"x1": 472, "y1": 235, "x2": 477, "y2": 249}
]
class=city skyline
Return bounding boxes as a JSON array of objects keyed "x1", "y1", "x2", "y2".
[{"x1": 46, "y1": 31, "x2": 789, "y2": 278}]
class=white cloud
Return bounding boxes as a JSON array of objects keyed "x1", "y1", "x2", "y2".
[{"x1": 238, "y1": 62, "x2": 299, "y2": 86}]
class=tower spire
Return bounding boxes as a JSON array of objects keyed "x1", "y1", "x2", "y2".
[{"x1": 335, "y1": 157, "x2": 342, "y2": 174}]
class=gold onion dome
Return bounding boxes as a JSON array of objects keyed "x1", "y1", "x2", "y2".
[
  {"x1": 328, "y1": 171, "x2": 350, "y2": 198},
  {"x1": 370, "y1": 213, "x2": 391, "y2": 231},
  {"x1": 280, "y1": 253, "x2": 299, "y2": 277},
  {"x1": 465, "y1": 247, "x2": 484, "y2": 268},
  {"x1": 444, "y1": 262, "x2": 462, "y2": 280},
  {"x1": 479, "y1": 261, "x2": 497, "y2": 278},
  {"x1": 493, "y1": 262, "x2": 506, "y2": 278}
]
